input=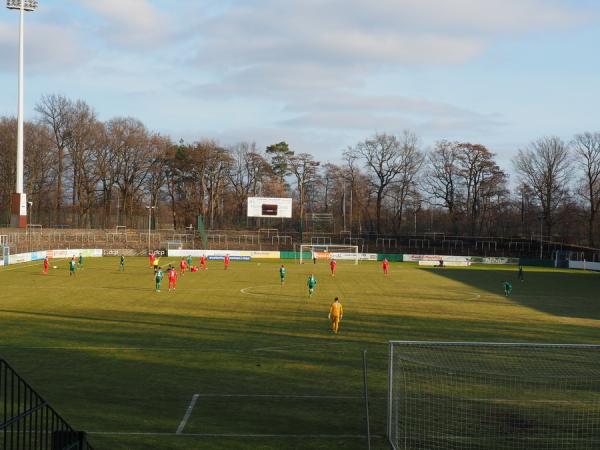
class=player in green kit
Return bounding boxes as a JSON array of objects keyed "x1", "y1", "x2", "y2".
[
  {"x1": 503, "y1": 281, "x2": 512, "y2": 297},
  {"x1": 518, "y1": 265, "x2": 524, "y2": 282},
  {"x1": 187, "y1": 255, "x2": 193, "y2": 272},
  {"x1": 78, "y1": 253, "x2": 83, "y2": 270},
  {"x1": 69, "y1": 258, "x2": 76, "y2": 276},
  {"x1": 279, "y1": 264, "x2": 286, "y2": 286},
  {"x1": 155, "y1": 267, "x2": 164, "y2": 292},
  {"x1": 119, "y1": 255, "x2": 125, "y2": 272},
  {"x1": 307, "y1": 273, "x2": 317, "y2": 298}
]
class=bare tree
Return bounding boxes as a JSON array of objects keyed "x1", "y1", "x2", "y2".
[
  {"x1": 288, "y1": 153, "x2": 320, "y2": 236},
  {"x1": 144, "y1": 134, "x2": 171, "y2": 228},
  {"x1": 227, "y1": 142, "x2": 270, "y2": 224},
  {"x1": 35, "y1": 94, "x2": 72, "y2": 224},
  {"x1": 455, "y1": 143, "x2": 506, "y2": 234},
  {"x1": 0, "y1": 117, "x2": 17, "y2": 224},
  {"x1": 572, "y1": 132, "x2": 600, "y2": 246},
  {"x1": 205, "y1": 145, "x2": 231, "y2": 228},
  {"x1": 64, "y1": 99, "x2": 102, "y2": 227},
  {"x1": 513, "y1": 136, "x2": 571, "y2": 236},
  {"x1": 106, "y1": 117, "x2": 155, "y2": 227},
  {"x1": 347, "y1": 132, "x2": 419, "y2": 233},
  {"x1": 388, "y1": 132, "x2": 423, "y2": 232},
  {"x1": 423, "y1": 140, "x2": 462, "y2": 233},
  {"x1": 24, "y1": 122, "x2": 56, "y2": 224}
]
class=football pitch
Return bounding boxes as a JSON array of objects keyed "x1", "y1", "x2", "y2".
[{"x1": 1, "y1": 258, "x2": 598, "y2": 450}]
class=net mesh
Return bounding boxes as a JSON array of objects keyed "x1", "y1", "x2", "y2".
[
  {"x1": 388, "y1": 342, "x2": 600, "y2": 450},
  {"x1": 299, "y1": 244, "x2": 359, "y2": 264}
]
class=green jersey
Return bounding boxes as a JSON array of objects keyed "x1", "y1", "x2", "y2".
[
  {"x1": 156, "y1": 270, "x2": 164, "y2": 282},
  {"x1": 69, "y1": 260, "x2": 76, "y2": 271},
  {"x1": 78, "y1": 255, "x2": 83, "y2": 264},
  {"x1": 120, "y1": 256, "x2": 125, "y2": 265},
  {"x1": 307, "y1": 276, "x2": 317, "y2": 289},
  {"x1": 280, "y1": 267, "x2": 286, "y2": 278},
  {"x1": 187, "y1": 256, "x2": 193, "y2": 266}
]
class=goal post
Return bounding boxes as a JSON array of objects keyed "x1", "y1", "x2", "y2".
[
  {"x1": 1, "y1": 235, "x2": 8, "y2": 266},
  {"x1": 298, "y1": 244, "x2": 359, "y2": 265},
  {"x1": 387, "y1": 341, "x2": 600, "y2": 450}
]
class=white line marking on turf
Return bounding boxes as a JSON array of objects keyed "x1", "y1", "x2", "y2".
[
  {"x1": 176, "y1": 394, "x2": 199, "y2": 434},
  {"x1": 195, "y1": 393, "x2": 371, "y2": 399},
  {"x1": 0, "y1": 261, "x2": 49, "y2": 272},
  {"x1": 240, "y1": 285, "x2": 280, "y2": 297},
  {"x1": 251, "y1": 342, "x2": 349, "y2": 352},
  {"x1": 88, "y1": 431, "x2": 376, "y2": 439}
]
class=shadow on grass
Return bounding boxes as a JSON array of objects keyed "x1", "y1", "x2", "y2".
[{"x1": 422, "y1": 267, "x2": 600, "y2": 321}]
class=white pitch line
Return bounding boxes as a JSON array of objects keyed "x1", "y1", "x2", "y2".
[
  {"x1": 195, "y1": 393, "x2": 371, "y2": 399},
  {"x1": 88, "y1": 431, "x2": 376, "y2": 439},
  {"x1": 176, "y1": 394, "x2": 199, "y2": 435},
  {"x1": 251, "y1": 341, "x2": 350, "y2": 353},
  {"x1": 240, "y1": 285, "x2": 279, "y2": 297},
  {"x1": 0, "y1": 261, "x2": 51, "y2": 272}
]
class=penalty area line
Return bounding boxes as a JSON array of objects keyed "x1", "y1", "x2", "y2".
[{"x1": 176, "y1": 394, "x2": 199, "y2": 435}]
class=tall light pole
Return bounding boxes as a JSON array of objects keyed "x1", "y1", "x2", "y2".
[
  {"x1": 146, "y1": 206, "x2": 155, "y2": 254},
  {"x1": 7, "y1": 0, "x2": 38, "y2": 228}
]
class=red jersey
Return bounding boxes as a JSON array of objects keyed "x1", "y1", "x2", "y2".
[
  {"x1": 330, "y1": 260, "x2": 337, "y2": 269},
  {"x1": 200, "y1": 256, "x2": 206, "y2": 265},
  {"x1": 149, "y1": 254, "x2": 155, "y2": 264},
  {"x1": 44, "y1": 258, "x2": 49, "y2": 268},
  {"x1": 180, "y1": 260, "x2": 186, "y2": 270},
  {"x1": 224, "y1": 255, "x2": 230, "y2": 265},
  {"x1": 168, "y1": 269, "x2": 177, "y2": 281}
]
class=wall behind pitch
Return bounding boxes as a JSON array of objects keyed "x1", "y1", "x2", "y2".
[
  {"x1": 168, "y1": 249, "x2": 280, "y2": 259},
  {"x1": 4, "y1": 248, "x2": 102, "y2": 266},
  {"x1": 569, "y1": 260, "x2": 600, "y2": 271},
  {"x1": 377, "y1": 254, "x2": 403, "y2": 262}
]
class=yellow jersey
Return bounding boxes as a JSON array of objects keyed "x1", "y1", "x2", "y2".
[{"x1": 329, "y1": 301, "x2": 343, "y2": 318}]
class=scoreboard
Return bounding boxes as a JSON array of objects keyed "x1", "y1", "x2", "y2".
[{"x1": 247, "y1": 197, "x2": 292, "y2": 218}]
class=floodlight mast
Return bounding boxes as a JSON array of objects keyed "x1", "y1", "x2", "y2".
[{"x1": 7, "y1": 0, "x2": 38, "y2": 228}]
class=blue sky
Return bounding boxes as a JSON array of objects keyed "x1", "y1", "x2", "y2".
[{"x1": 1, "y1": 0, "x2": 599, "y2": 167}]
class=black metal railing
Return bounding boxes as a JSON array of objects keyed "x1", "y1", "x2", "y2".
[{"x1": 1, "y1": 359, "x2": 92, "y2": 450}]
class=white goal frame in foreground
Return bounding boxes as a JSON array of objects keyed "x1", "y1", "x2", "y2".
[
  {"x1": 298, "y1": 244, "x2": 359, "y2": 265},
  {"x1": 387, "y1": 341, "x2": 600, "y2": 450}
]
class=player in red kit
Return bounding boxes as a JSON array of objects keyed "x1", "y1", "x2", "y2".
[
  {"x1": 179, "y1": 258, "x2": 187, "y2": 276},
  {"x1": 224, "y1": 254, "x2": 230, "y2": 270},
  {"x1": 330, "y1": 258, "x2": 337, "y2": 277},
  {"x1": 200, "y1": 255, "x2": 207, "y2": 270},
  {"x1": 43, "y1": 256, "x2": 49, "y2": 274},
  {"x1": 149, "y1": 252, "x2": 155, "y2": 268},
  {"x1": 382, "y1": 258, "x2": 390, "y2": 275},
  {"x1": 168, "y1": 266, "x2": 177, "y2": 291}
]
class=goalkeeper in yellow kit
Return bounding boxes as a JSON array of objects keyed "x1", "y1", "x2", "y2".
[{"x1": 328, "y1": 297, "x2": 343, "y2": 334}]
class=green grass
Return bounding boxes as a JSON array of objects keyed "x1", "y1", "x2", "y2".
[{"x1": 0, "y1": 258, "x2": 599, "y2": 449}]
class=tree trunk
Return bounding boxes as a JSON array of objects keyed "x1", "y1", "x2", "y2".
[{"x1": 375, "y1": 188, "x2": 384, "y2": 234}]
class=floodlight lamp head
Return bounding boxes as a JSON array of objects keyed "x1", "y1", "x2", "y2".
[{"x1": 7, "y1": 0, "x2": 38, "y2": 11}]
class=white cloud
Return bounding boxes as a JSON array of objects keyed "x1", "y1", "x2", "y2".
[
  {"x1": 178, "y1": 0, "x2": 594, "y2": 140},
  {"x1": 192, "y1": 0, "x2": 590, "y2": 70},
  {"x1": 0, "y1": 20, "x2": 89, "y2": 73},
  {"x1": 76, "y1": 0, "x2": 169, "y2": 48}
]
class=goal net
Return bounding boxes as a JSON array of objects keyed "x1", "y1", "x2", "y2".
[
  {"x1": 387, "y1": 341, "x2": 600, "y2": 450},
  {"x1": 297, "y1": 244, "x2": 359, "y2": 265}
]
